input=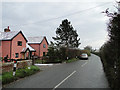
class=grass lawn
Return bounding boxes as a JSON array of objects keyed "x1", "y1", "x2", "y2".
[{"x1": 2, "y1": 65, "x2": 40, "y2": 85}]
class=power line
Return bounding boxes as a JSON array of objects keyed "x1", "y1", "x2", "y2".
[{"x1": 3, "y1": 2, "x2": 112, "y2": 28}]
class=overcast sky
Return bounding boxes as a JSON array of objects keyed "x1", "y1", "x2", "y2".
[{"x1": 1, "y1": 0, "x2": 119, "y2": 49}]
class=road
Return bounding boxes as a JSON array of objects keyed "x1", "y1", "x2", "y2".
[{"x1": 3, "y1": 54, "x2": 109, "y2": 89}]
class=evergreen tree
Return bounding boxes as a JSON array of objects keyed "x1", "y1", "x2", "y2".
[{"x1": 52, "y1": 19, "x2": 80, "y2": 48}]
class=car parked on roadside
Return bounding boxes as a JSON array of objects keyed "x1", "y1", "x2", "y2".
[{"x1": 79, "y1": 53, "x2": 88, "y2": 60}]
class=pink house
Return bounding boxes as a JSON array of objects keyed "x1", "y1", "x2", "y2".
[
  {"x1": 0, "y1": 27, "x2": 35, "y2": 60},
  {"x1": 27, "y1": 36, "x2": 49, "y2": 58}
]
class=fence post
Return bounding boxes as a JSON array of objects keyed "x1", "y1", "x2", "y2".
[
  {"x1": 13, "y1": 59, "x2": 17, "y2": 76},
  {"x1": 27, "y1": 60, "x2": 31, "y2": 69}
]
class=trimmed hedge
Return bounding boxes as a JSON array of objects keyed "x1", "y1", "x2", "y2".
[
  {"x1": 35, "y1": 59, "x2": 46, "y2": 64},
  {"x1": 2, "y1": 65, "x2": 40, "y2": 85},
  {"x1": 81, "y1": 50, "x2": 91, "y2": 56},
  {"x1": 66, "y1": 58, "x2": 78, "y2": 63}
]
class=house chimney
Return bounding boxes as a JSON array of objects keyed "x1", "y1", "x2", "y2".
[{"x1": 4, "y1": 26, "x2": 10, "y2": 32}]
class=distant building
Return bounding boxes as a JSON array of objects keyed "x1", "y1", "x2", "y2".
[
  {"x1": 27, "y1": 36, "x2": 49, "y2": 58},
  {"x1": 0, "y1": 26, "x2": 35, "y2": 60}
]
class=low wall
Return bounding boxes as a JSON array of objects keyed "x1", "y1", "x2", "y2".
[{"x1": 1, "y1": 60, "x2": 32, "y2": 73}]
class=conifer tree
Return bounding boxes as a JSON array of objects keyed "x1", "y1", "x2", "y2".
[{"x1": 52, "y1": 19, "x2": 80, "y2": 48}]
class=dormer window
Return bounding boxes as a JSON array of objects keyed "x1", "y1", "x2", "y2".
[{"x1": 18, "y1": 41, "x2": 22, "y2": 46}]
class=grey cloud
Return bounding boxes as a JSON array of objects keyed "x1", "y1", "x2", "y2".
[{"x1": 2, "y1": 1, "x2": 115, "y2": 49}]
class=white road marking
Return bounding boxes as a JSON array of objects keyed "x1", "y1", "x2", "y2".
[
  {"x1": 53, "y1": 61, "x2": 88, "y2": 89},
  {"x1": 81, "y1": 62, "x2": 88, "y2": 67},
  {"x1": 53, "y1": 71, "x2": 76, "y2": 89}
]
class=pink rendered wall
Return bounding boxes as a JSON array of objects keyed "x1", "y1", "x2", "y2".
[
  {"x1": 11, "y1": 33, "x2": 26, "y2": 59},
  {"x1": 29, "y1": 38, "x2": 48, "y2": 57},
  {"x1": 2, "y1": 41, "x2": 11, "y2": 59},
  {"x1": 40, "y1": 38, "x2": 48, "y2": 57},
  {"x1": 32, "y1": 52, "x2": 35, "y2": 56},
  {"x1": 28, "y1": 44, "x2": 40, "y2": 57}
]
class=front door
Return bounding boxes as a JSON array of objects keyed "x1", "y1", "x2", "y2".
[{"x1": 22, "y1": 53, "x2": 25, "y2": 59}]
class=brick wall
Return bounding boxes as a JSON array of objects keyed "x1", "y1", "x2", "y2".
[{"x1": 1, "y1": 60, "x2": 32, "y2": 73}]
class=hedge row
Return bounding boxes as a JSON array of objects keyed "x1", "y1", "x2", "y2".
[{"x1": 99, "y1": 12, "x2": 120, "y2": 89}]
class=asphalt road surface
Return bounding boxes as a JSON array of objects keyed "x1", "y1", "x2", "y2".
[{"x1": 3, "y1": 54, "x2": 109, "y2": 89}]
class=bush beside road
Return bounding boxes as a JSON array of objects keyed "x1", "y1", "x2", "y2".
[{"x1": 66, "y1": 58, "x2": 78, "y2": 63}]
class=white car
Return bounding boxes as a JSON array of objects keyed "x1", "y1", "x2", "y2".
[{"x1": 80, "y1": 53, "x2": 88, "y2": 60}]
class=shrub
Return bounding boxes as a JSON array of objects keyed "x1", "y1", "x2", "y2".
[
  {"x1": 16, "y1": 69, "x2": 28, "y2": 78},
  {"x1": 66, "y1": 58, "x2": 78, "y2": 63},
  {"x1": 30, "y1": 65, "x2": 40, "y2": 72}
]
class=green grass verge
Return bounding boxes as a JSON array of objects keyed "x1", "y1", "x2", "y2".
[
  {"x1": 2, "y1": 65, "x2": 40, "y2": 85},
  {"x1": 2, "y1": 72, "x2": 14, "y2": 84},
  {"x1": 66, "y1": 58, "x2": 78, "y2": 63},
  {"x1": 0, "y1": 75, "x2": 2, "y2": 80}
]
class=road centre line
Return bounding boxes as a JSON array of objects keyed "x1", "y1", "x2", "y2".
[
  {"x1": 53, "y1": 62, "x2": 87, "y2": 89},
  {"x1": 53, "y1": 70, "x2": 76, "y2": 89},
  {"x1": 81, "y1": 62, "x2": 88, "y2": 67}
]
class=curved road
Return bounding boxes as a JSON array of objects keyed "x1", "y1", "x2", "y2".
[{"x1": 3, "y1": 54, "x2": 109, "y2": 89}]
